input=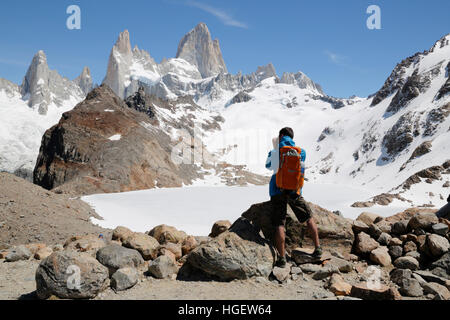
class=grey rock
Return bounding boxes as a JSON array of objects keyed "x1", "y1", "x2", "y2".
[
  {"x1": 148, "y1": 255, "x2": 178, "y2": 279},
  {"x1": 5, "y1": 245, "x2": 32, "y2": 262},
  {"x1": 35, "y1": 251, "x2": 109, "y2": 299},
  {"x1": 111, "y1": 267, "x2": 139, "y2": 291},
  {"x1": 355, "y1": 232, "x2": 379, "y2": 255},
  {"x1": 432, "y1": 223, "x2": 449, "y2": 236},
  {"x1": 299, "y1": 263, "x2": 322, "y2": 274},
  {"x1": 312, "y1": 266, "x2": 340, "y2": 280},
  {"x1": 394, "y1": 256, "x2": 420, "y2": 270},
  {"x1": 96, "y1": 244, "x2": 144, "y2": 276},
  {"x1": 408, "y1": 212, "x2": 439, "y2": 231},
  {"x1": 369, "y1": 224, "x2": 383, "y2": 238},
  {"x1": 327, "y1": 257, "x2": 353, "y2": 273},
  {"x1": 392, "y1": 220, "x2": 409, "y2": 235},
  {"x1": 352, "y1": 220, "x2": 370, "y2": 234},
  {"x1": 370, "y1": 246, "x2": 392, "y2": 267},
  {"x1": 405, "y1": 250, "x2": 422, "y2": 262},
  {"x1": 382, "y1": 112, "x2": 420, "y2": 158},
  {"x1": 272, "y1": 265, "x2": 291, "y2": 283},
  {"x1": 430, "y1": 252, "x2": 450, "y2": 273},
  {"x1": 422, "y1": 282, "x2": 450, "y2": 300},
  {"x1": 291, "y1": 266, "x2": 303, "y2": 275},
  {"x1": 377, "y1": 232, "x2": 392, "y2": 246},
  {"x1": 389, "y1": 245, "x2": 403, "y2": 260},
  {"x1": 180, "y1": 218, "x2": 275, "y2": 281},
  {"x1": 398, "y1": 277, "x2": 424, "y2": 297},
  {"x1": 390, "y1": 268, "x2": 413, "y2": 285},
  {"x1": 228, "y1": 91, "x2": 252, "y2": 105},
  {"x1": 431, "y1": 267, "x2": 449, "y2": 280},
  {"x1": 125, "y1": 87, "x2": 155, "y2": 118},
  {"x1": 414, "y1": 270, "x2": 448, "y2": 286},
  {"x1": 427, "y1": 234, "x2": 449, "y2": 257},
  {"x1": 403, "y1": 241, "x2": 417, "y2": 253}
]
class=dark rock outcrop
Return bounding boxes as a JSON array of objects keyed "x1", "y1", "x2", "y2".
[{"x1": 33, "y1": 85, "x2": 203, "y2": 195}]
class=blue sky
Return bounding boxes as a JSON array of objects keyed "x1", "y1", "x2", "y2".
[{"x1": 0, "y1": 0, "x2": 449, "y2": 97}]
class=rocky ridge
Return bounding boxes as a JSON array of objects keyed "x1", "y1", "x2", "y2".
[{"x1": 2, "y1": 198, "x2": 449, "y2": 300}]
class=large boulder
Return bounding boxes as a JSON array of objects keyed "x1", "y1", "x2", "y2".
[
  {"x1": 64, "y1": 235, "x2": 106, "y2": 257},
  {"x1": 179, "y1": 218, "x2": 275, "y2": 281},
  {"x1": 241, "y1": 201, "x2": 354, "y2": 252},
  {"x1": 96, "y1": 244, "x2": 144, "y2": 276},
  {"x1": 356, "y1": 212, "x2": 382, "y2": 226},
  {"x1": 408, "y1": 212, "x2": 439, "y2": 231},
  {"x1": 148, "y1": 225, "x2": 187, "y2": 244},
  {"x1": 181, "y1": 236, "x2": 198, "y2": 256},
  {"x1": 112, "y1": 226, "x2": 133, "y2": 242},
  {"x1": 370, "y1": 246, "x2": 392, "y2": 267},
  {"x1": 328, "y1": 274, "x2": 352, "y2": 296},
  {"x1": 35, "y1": 251, "x2": 109, "y2": 299},
  {"x1": 148, "y1": 255, "x2": 178, "y2": 279},
  {"x1": 111, "y1": 267, "x2": 139, "y2": 291},
  {"x1": 122, "y1": 232, "x2": 159, "y2": 260},
  {"x1": 427, "y1": 234, "x2": 450, "y2": 257},
  {"x1": 354, "y1": 232, "x2": 379, "y2": 255},
  {"x1": 422, "y1": 282, "x2": 450, "y2": 300},
  {"x1": 5, "y1": 245, "x2": 32, "y2": 262},
  {"x1": 393, "y1": 256, "x2": 420, "y2": 270},
  {"x1": 430, "y1": 252, "x2": 450, "y2": 273}
]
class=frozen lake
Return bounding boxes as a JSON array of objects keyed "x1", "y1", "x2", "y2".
[{"x1": 82, "y1": 183, "x2": 411, "y2": 236}]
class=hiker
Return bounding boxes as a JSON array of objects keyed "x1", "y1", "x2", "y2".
[
  {"x1": 265, "y1": 127, "x2": 322, "y2": 267},
  {"x1": 435, "y1": 194, "x2": 450, "y2": 220}
]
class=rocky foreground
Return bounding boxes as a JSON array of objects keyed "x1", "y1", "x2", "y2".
[{"x1": 1, "y1": 190, "x2": 449, "y2": 300}]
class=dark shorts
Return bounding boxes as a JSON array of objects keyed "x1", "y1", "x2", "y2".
[
  {"x1": 436, "y1": 203, "x2": 450, "y2": 220},
  {"x1": 270, "y1": 191, "x2": 312, "y2": 226}
]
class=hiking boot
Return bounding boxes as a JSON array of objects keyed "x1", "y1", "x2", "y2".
[
  {"x1": 312, "y1": 246, "x2": 323, "y2": 258},
  {"x1": 275, "y1": 256, "x2": 287, "y2": 268}
]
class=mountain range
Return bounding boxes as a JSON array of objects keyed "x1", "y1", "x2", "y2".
[{"x1": 0, "y1": 23, "x2": 448, "y2": 208}]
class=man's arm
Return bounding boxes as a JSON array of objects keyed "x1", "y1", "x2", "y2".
[
  {"x1": 300, "y1": 148, "x2": 306, "y2": 177},
  {"x1": 265, "y1": 150, "x2": 272, "y2": 170}
]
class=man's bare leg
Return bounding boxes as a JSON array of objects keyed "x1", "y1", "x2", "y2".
[
  {"x1": 307, "y1": 217, "x2": 320, "y2": 249},
  {"x1": 274, "y1": 225, "x2": 286, "y2": 258}
]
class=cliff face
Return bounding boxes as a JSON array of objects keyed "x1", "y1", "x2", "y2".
[{"x1": 33, "y1": 85, "x2": 204, "y2": 195}]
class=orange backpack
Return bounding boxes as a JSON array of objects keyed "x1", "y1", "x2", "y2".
[{"x1": 276, "y1": 146, "x2": 304, "y2": 193}]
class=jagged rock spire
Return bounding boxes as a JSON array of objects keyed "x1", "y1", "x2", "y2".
[
  {"x1": 176, "y1": 23, "x2": 228, "y2": 78},
  {"x1": 20, "y1": 50, "x2": 51, "y2": 114},
  {"x1": 103, "y1": 30, "x2": 133, "y2": 98},
  {"x1": 74, "y1": 66, "x2": 93, "y2": 95}
]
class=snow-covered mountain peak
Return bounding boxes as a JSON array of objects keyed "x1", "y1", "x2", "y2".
[{"x1": 0, "y1": 51, "x2": 91, "y2": 180}]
